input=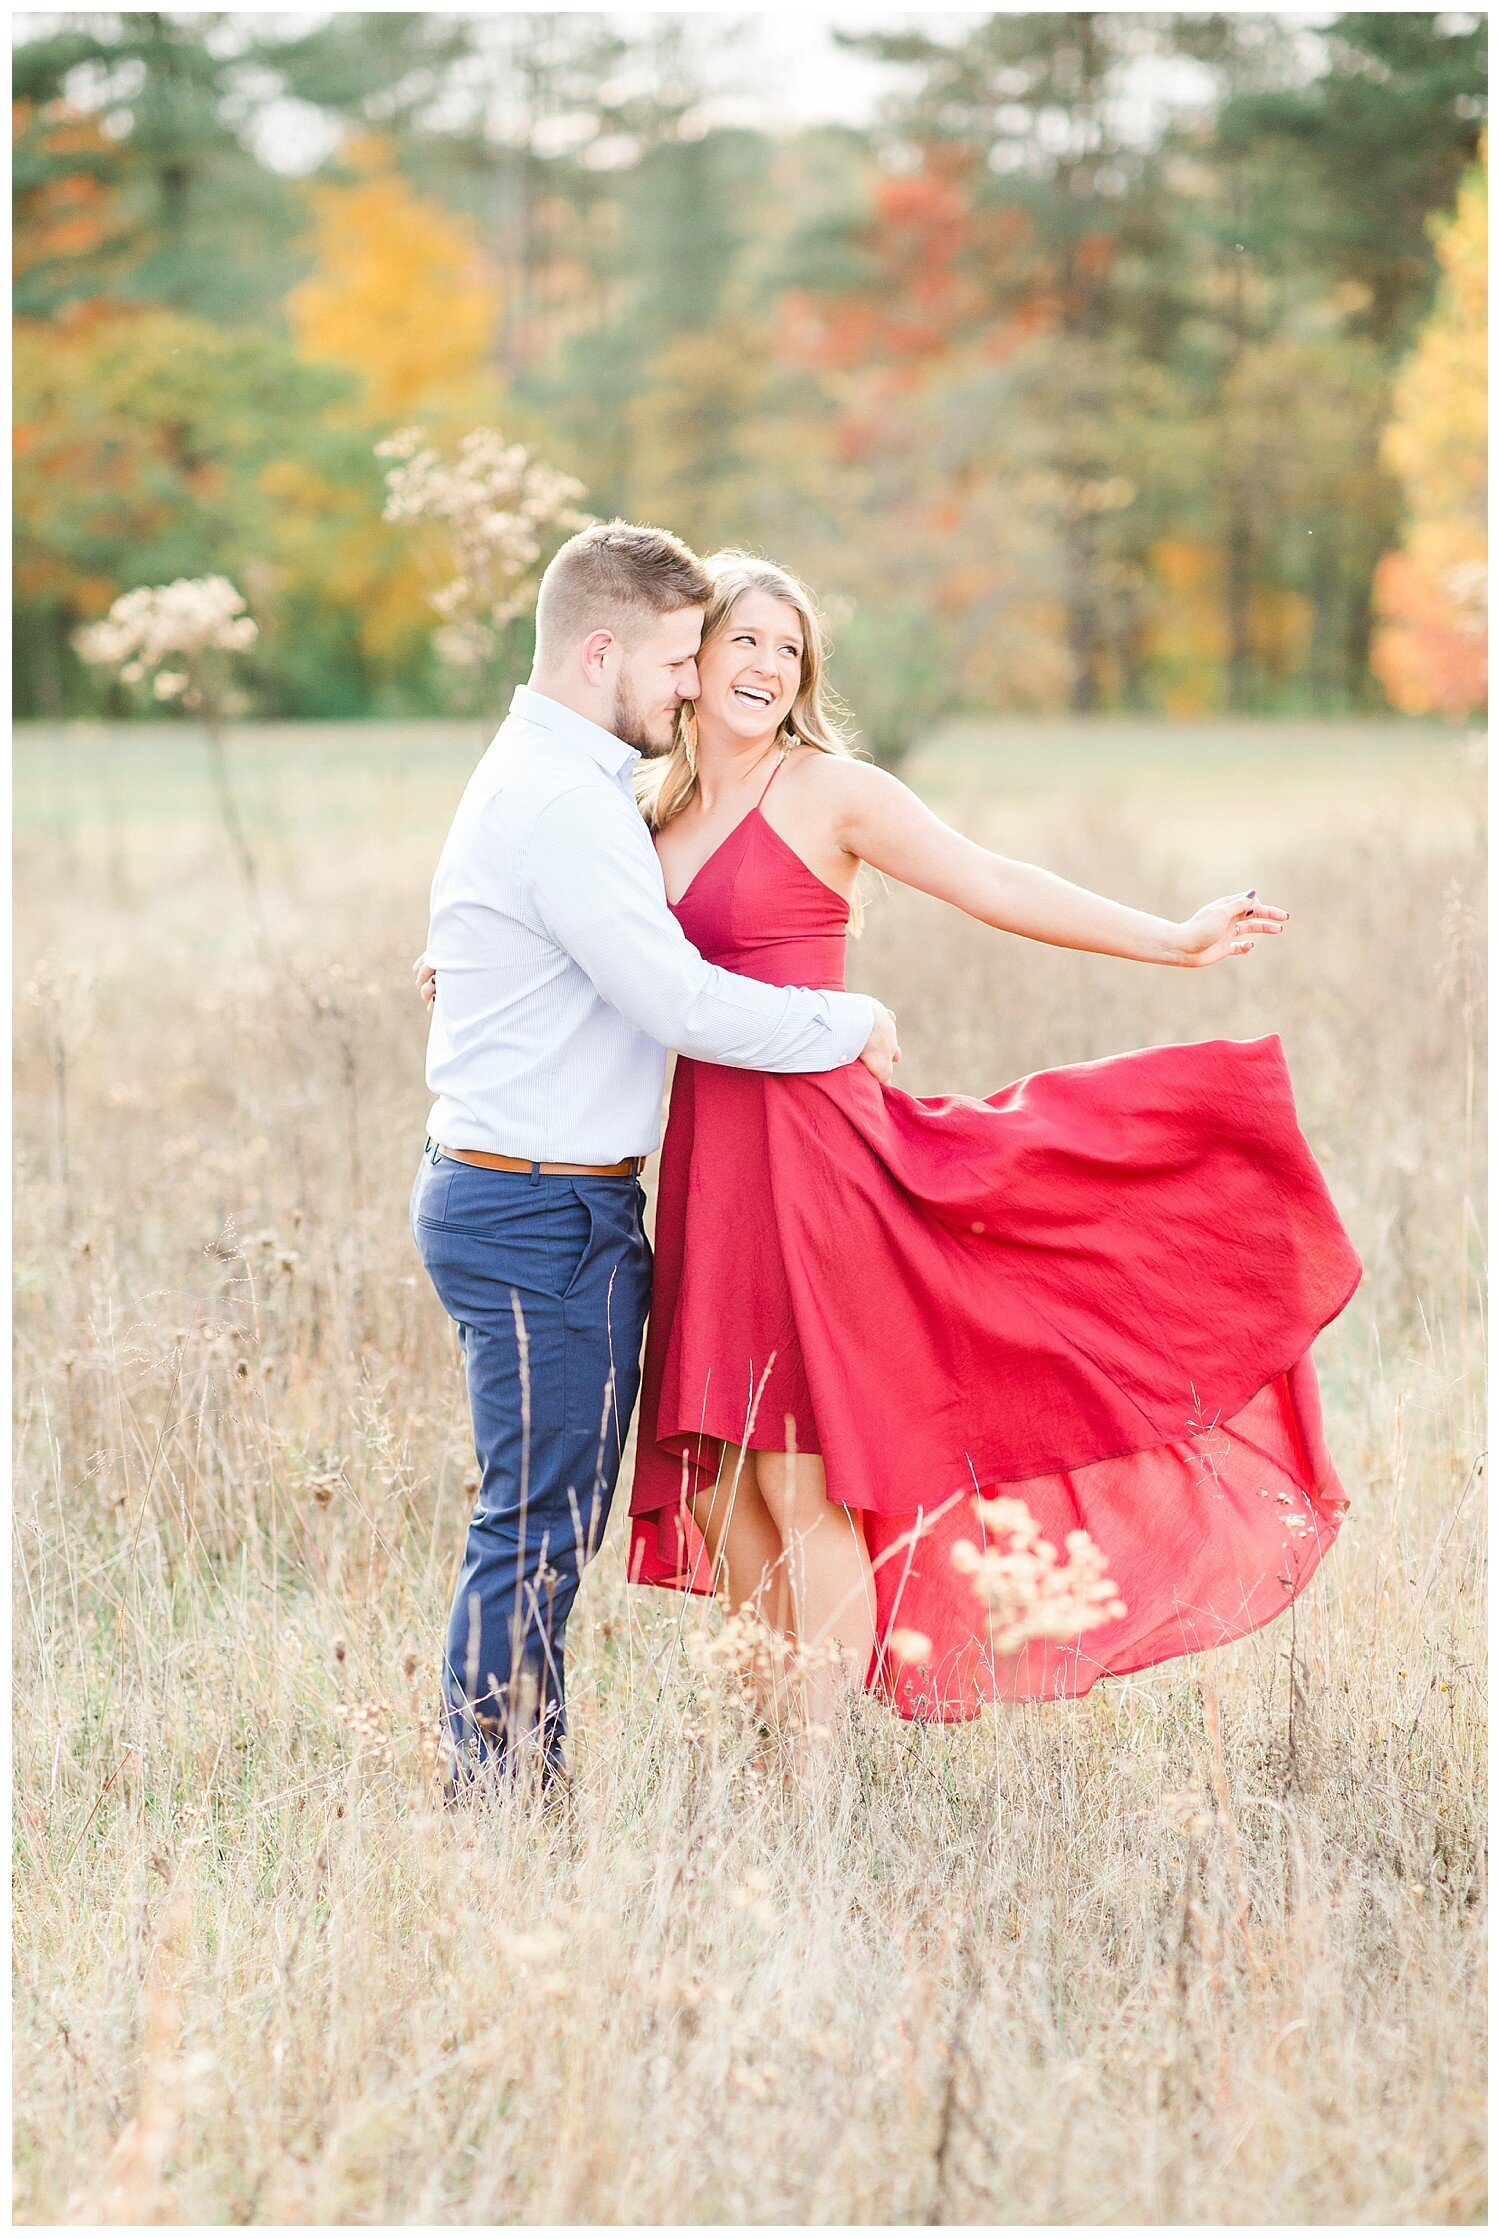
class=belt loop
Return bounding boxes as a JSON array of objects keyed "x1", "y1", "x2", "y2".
[{"x1": 529, "y1": 1160, "x2": 541, "y2": 1186}]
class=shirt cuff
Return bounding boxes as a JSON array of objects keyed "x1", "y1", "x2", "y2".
[{"x1": 824, "y1": 990, "x2": 876, "y2": 1067}]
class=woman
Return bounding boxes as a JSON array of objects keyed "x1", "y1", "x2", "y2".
[{"x1": 627, "y1": 551, "x2": 1361, "y2": 1735}]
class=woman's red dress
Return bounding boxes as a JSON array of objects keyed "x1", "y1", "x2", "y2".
[{"x1": 626, "y1": 782, "x2": 1362, "y2": 1720}]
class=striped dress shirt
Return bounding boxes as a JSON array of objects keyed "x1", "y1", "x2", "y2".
[{"x1": 423, "y1": 686, "x2": 875, "y2": 1162}]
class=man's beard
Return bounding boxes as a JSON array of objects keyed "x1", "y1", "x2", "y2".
[{"x1": 611, "y1": 673, "x2": 673, "y2": 758}]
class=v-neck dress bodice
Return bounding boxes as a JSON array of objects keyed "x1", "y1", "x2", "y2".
[
  {"x1": 667, "y1": 804, "x2": 852, "y2": 990},
  {"x1": 627, "y1": 803, "x2": 1361, "y2": 1721}
]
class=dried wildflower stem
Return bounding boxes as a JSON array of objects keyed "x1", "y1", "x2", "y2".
[
  {"x1": 202, "y1": 709, "x2": 265, "y2": 916},
  {"x1": 1198, "y1": 1672, "x2": 1256, "y2": 1981},
  {"x1": 74, "y1": 578, "x2": 270, "y2": 945}
]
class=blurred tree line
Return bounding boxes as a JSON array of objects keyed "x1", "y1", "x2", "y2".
[{"x1": 13, "y1": 10, "x2": 1487, "y2": 742}]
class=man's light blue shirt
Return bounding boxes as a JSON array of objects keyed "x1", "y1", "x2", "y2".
[{"x1": 424, "y1": 685, "x2": 875, "y2": 1161}]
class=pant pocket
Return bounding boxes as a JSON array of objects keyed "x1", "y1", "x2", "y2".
[
  {"x1": 417, "y1": 1168, "x2": 596, "y2": 1306},
  {"x1": 551, "y1": 1186, "x2": 598, "y2": 1301},
  {"x1": 410, "y1": 1154, "x2": 455, "y2": 1233}
]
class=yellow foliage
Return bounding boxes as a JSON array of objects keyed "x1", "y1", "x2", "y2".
[
  {"x1": 256, "y1": 457, "x2": 433, "y2": 667},
  {"x1": 1373, "y1": 140, "x2": 1486, "y2": 716},
  {"x1": 1145, "y1": 537, "x2": 1310, "y2": 709},
  {"x1": 288, "y1": 137, "x2": 502, "y2": 420},
  {"x1": 1381, "y1": 147, "x2": 1486, "y2": 532},
  {"x1": 1145, "y1": 537, "x2": 1225, "y2": 713}
]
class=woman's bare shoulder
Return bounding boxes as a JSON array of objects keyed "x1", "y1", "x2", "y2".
[{"x1": 785, "y1": 746, "x2": 895, "y2": 810}]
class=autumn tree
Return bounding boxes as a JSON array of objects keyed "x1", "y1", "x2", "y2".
[
  {"x1": 11, "y1": 306, "x2": 444, "y2": 719},
  {"x1": 815, "y1": 15, "x2": 1191, "y2": 714},
  {"x1": 12, "y1": 97, "x2": 132, "y2": 316},
  {"x1": 1372, "y1": 145, "x2": 1487, "y2": 717},
  {"x1": 287, "y1": 136, "x2": 503, "y2": 421},
  {"x1": 11, "y1": 14, "x2": 308, "y2": 321}
]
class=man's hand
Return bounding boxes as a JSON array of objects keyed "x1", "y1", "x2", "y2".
[
  {"x1": 1168, "y1": 889, "x2": 1289, "y2": 968},
  {"x1": 858, "y1": 999, "x2": 901, "y2": 1084},
  {"x1": 413, "y1": 953, "x2": 437, "y2": 1010}
]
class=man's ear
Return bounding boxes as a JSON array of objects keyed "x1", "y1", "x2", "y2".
[{"x1": 579, "y1": 628, "x2": 617, "y2": 686}]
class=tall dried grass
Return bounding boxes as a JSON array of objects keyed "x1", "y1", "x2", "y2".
[{"x1": 13, "y1": 724, "x2": 1485, "y2": 2224}]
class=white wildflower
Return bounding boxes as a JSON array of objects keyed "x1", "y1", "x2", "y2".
[
  {"x1": 956, "y1": 1494, "x2": 1127, "y2": 1654},
  {"x1": 887, "y1": 1627, "x2": 933, "y2": 1666},
  {"x1": 379, "y1": 424, "x2": 590, "y2": 674},
  {"x1": 74, "y1": 576, "x2": 258, "y2": 714}
]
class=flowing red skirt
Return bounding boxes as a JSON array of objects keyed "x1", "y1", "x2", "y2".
[{"x1": 628, "y1": 1032, "x2": 1361, "y2": 1720}]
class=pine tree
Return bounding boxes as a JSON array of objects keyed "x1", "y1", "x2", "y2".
[{"x1": 12, "y1": 14, "x2": 304, "y2": 322}]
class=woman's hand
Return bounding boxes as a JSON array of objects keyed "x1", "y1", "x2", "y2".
[
  {"x1": 1168, "y1": 890, "x2": 1289, "y2": 968},
  {"x1": 413, "y1": 953, "x2": 437, "y2": 1009}
]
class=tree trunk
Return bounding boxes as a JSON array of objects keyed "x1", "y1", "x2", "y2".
[
  {"x1": 1224, "y1": 496, "x2": 1254, "y2": 710},
  {"x1": 1308, "y1": 529, "x2": 1341, "y2": 712},
  {"x1": 1344, "y1": 576, "x2": 1377, "y2": 711},
  {"x1": 1064, "y1": 508, "x2": 1102, "y2": 714},
  {"x1": 32, "y1": 606, "x2": 66, "y2": 719}
]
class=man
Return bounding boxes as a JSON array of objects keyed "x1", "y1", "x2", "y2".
[{"x1": 411, "y1": 521, "x2": 899, "y2": 1794}]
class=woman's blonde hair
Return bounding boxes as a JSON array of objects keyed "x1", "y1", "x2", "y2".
[{"x1": 637, "y1": 550, "x2": 858, "y2": 831}]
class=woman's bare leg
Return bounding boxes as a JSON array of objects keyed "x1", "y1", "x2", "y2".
[
  {"x1": 751, "y1": 1449, "x2": 876, "y2": 1740},
  {"x1": 689, "y1": 1441, "x2": 793, "y2": 1720}
]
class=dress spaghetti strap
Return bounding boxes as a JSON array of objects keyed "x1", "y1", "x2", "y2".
[{"x1": 757, "y1": 743, "x2": 792, "y2": 807}]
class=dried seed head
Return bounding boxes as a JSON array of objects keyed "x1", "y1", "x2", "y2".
[
  {"x1": 960, "y1": 1493, "x2": 1126, "y2": 1653},
  {"x1": 888, "y1": 1628, "x2": 933, "y2": 1666}
]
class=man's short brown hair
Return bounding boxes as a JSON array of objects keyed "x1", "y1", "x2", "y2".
[{"x1": 534, "y1": 521, "x2": 714, "y2": 664}]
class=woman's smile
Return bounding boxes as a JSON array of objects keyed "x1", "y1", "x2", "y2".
[{"x1": 695, "y1": 587, "x2": 806, "y2": 740}]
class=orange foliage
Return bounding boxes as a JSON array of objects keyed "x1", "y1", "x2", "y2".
[
  {"x1": 288, "y1": 136, "x2": 502, "y2": 419},
  {"x1": 13, "y1": 101, "x2": 130, "y2": 292},
  {"x1": 1373, "y1": 538, "x2": 1486, "y2": 718},
  {"x1": 873, "y1": 169, "x2": 974, "y2": 272},
  {"x1": 778, "y1": 153, "x2": 1000, "y2": 370}
]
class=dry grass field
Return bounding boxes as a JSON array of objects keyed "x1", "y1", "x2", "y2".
[{"x1": 13, "y1": 715, "x2": 1486, "y2": 2225}]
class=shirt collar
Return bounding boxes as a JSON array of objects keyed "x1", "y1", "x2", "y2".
[{"x1": 509, "y1": 684, "x2": 640, "y2": 782}]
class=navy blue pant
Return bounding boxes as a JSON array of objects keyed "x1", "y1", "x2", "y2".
[{"x1": 411, "y1": 1144, "x2": 653, "y2": 1784}]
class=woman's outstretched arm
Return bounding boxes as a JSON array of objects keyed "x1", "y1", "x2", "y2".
[{"x1": 829, "y1": 761, "x2": 1288, "y2": 968}]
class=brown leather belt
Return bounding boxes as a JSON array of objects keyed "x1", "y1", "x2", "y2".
[{"x1": 439, "y1": 1146, "x2": 644, "y2": 1178}]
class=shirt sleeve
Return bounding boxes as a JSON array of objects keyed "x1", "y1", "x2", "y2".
[{"x1": 526, "y1": 785, "x2": 875, "y2": 1074}]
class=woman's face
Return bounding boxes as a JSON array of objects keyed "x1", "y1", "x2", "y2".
[{"x1": 694, "y1": 589, "x2": 805, "y2": 747}]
